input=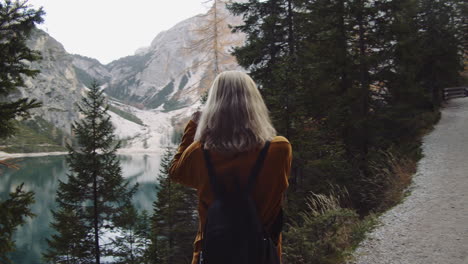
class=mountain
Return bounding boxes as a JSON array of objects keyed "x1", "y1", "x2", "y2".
[
  {"x1": 72, "y1": 54, "x2": 111, "y2": 85},
  {"x1": 0, "y1": 29, "x2": 85, "y2": 153},
  {"x1": 0, "y1": 2, "x2": 244, "y2": 154},
  {"x1": 74, "y1": 2, "x2": 244, "y2": 111}
]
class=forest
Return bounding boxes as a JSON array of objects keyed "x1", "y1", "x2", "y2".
[{"x1": 1, "y1": 0, "x2": 466, "y2": 263}]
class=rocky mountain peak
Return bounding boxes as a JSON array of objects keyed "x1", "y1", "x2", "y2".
[{"x1": 73, "y1": 1, "x2": 245, "y2": 111}]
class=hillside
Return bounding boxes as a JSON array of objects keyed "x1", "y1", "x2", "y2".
[{"x1": 0, "y1": 2, "x2": 244, "y2": 154}]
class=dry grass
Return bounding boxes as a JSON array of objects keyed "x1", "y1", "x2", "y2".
[
  {"x1": 283, "y1": 188, "x2": 375, "y2": 264},
  {"x1": 379, "y1": 151, "x2": 416, "y2": 209},
  {"x1": 362, "y1": 150, "x2": 418, "y2": 212}
]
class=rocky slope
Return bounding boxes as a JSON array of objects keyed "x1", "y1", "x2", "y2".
[
  {"x1": 1, "y1": 2, "x2": 244, "y2": 154},
  {"x1": 24, "y1": 29, "x2": 85, "y2": 136},
  {"x1": 73, "y1": 2, "x2": 244, "y2": 111}
]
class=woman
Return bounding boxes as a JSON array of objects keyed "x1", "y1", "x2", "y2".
[{"x1": 169, "y1": 71, "x2": 292, "y2": 264}]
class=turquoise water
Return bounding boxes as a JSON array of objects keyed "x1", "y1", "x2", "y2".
[{"x1": 0, "y1": 154, "x2": 161, "y2": 264}]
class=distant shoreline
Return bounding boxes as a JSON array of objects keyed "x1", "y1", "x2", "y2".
[
  {"x1": 0, "y1": 149, "x2": 165, "y2": 159},
  {"x1": 0, "y1": 151, "x2": 68, "y2": 159}
]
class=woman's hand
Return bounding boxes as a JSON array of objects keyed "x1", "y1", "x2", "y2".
[{"x1": 191, "y1": 111, "x2": 201, "y2": 124}]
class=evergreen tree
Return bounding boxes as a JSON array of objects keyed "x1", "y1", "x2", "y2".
[
  {"x1": 44, "y1": 207, "x2": 95, "y2": 264},
  {"x1": 149, "y1": 148, "x2": 197, "y2": 264},
  {"x1": 110, "y1": 207, "x2": 151, "y2": 264},
  {"x1": 0, "y1": 0, "x2": 43, "y2": 138},
  {"x1": 0, "y1": 184, "x2": 35, "y2": 263},
  {"x1": 0, "y1": 1, "x2": 43, "y2": 261},
  {"x1": 228, "y1": 0, "x2": 301, "y2": 139},
  {"x1": 136, "y1": 210, "x2": 152, "y2": 263},
  {"x1": 44, "y1": 81, "x2": 137, "y2": 264},
  {"x1": 227, "y1": 0, "x2": 309, "y2": 199},
  {"x1": 417, "y1": 0, "x2": 465, "y2": 107},
  {"x1": 229, "y1": 0, "x2": 466, "y2": 260}
]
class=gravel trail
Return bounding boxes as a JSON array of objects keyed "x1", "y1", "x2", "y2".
[{"x1": 351, "y1": 98, "x2": 468, "y2": 264}]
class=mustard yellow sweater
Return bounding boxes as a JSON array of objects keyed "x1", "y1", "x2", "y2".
[{"x1": 169, "y1": 120, "x2": 292, "y2": 264}]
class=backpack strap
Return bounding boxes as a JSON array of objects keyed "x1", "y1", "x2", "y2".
[
  {"x1": 246, "y1": 141, "x2": 271, "y2": 193},
  {"x1": 202, "y1": 145, "x2": 225, "y2": 198}
]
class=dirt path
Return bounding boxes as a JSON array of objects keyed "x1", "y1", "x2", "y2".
[{"x1": 351, "y1": 98, "x2": 468, "y2": 264}]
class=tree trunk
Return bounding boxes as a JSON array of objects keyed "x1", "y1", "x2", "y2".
[
  {"x1": 356, "y1": 0, "x2": 370, "y2": 168},
  {"x1": 92, "y1": 103, "x2": 100, "y2": 264},
  {"x1": 93, "y1": 169, "x2": 100, "y2": 264},
  {"x1": 213, "y1": 0, "x2": 220, "y2": 75},
  {"x1": 338, "y1": 0, "x2": 349, "y2": 94}
]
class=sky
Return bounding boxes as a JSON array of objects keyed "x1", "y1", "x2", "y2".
[{"x1": 27, "y1": 0, "x2": 209, "y2": 64}]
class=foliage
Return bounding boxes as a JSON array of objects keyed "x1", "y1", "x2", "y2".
[
  {"x1": 353, "y1": 149, "x2": 418, "y2": 213},
  {"x1": 199, "y1": 90, "x2": 208, "y2": 105},
  {"x1": 0, "y1": 0, "x2": 44, "y2": 138},
  {"x1": 0, "y1": 116, "x2": 68, "y2": 153},
  {"x1": 110, "y1": 207, "x2": 152, "y2": 264},
  {"x1": 44, "y1": 207, "x2": 95, "y2": 264},
  {"x1": 0, "y1": 1, "x2": 43, "y2": 262},
  {"x1": 0, "y1": 184, "x2": 35, "y2": 264},
  {"x1": 149, "y1": 147, "x2": 198, "y2": 264},
  {"x1": 228, "y1": 0, "x2": 465, "y2": 208},
  {"x1": 190, "y1": 0, "x2": 239, "y2": 75},
  {"x1": 283, "y1": 190, "x2": 377, "y2": 264},
  {"x1": 228, "y1": 0, "x2": 465, "y2": 262},
  {"x1": 43, "y1": 81, "x2": 138, "y2": 264}
]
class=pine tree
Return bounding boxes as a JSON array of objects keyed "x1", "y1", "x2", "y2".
[
  {"x1": 228, "y1": 0, "x2": 300, "y2": 139},
  {"x1": 43, "y1": 81, "x2": 137, "y2": 264},
  {"x1": 417, "y1": 0, "x2": 465, "y2": 107},
  {"x1": 0, "y1": 0, "x2": 43, "y2": 138},
  {"x1": 44, "y1": 207, "x2": 95, "y2": 264},
  {"x1": 0, "y1": 1, "x2": 43, "y2": 261},
  {"x1": 0, "y1": 184, "x2": 35, "y2": 263},
  {"x1": 227, "y1": 0, "x2": 310, "y2": 195},
  {"x1": 110, "y1": 207, "x2": 151, "y2": 264},
  {"x1": 149, "y1": 148, "x2": 197, "y2": 264},
  {"x1": 136, "y1": 210, "x2": 152, "y2": 263}
]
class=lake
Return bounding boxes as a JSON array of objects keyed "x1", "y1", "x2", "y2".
[{"x1": 0, "y1": 154, "x2": 161, "y2": 264}]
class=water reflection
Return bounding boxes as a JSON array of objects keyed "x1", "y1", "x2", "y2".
[{"x1": 0, "y1": 154, "x2": 160, "y2": 264}]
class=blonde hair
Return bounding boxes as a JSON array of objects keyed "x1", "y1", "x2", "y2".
[{"x1": 194, "y1": 71, "x2": 276, "y2": 153}]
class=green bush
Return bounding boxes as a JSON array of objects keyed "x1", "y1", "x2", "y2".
[
  {"x1": 351, "y1": 149, "x2": 416, "y2": 213},
  {"x1": 283, "y1": 190, "x2": 374, "y2": 264}
]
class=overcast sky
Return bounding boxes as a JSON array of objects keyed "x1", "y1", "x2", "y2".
[{"x1": 27, "y1": 0, "x2": 209, "y2": 64}]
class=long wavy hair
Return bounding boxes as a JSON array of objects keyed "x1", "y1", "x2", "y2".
[{"x1": 194, "y1": 71, "x2": 276, "y2": 153}]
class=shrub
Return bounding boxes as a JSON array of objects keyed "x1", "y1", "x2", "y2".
[
  {"x1": 283, "y1": 189, "x2": 373, "y2": 264},
  {"x1": 352, "y1": 149, "x2": 416, "y2": 213}
]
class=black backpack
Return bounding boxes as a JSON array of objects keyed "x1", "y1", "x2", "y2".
[{"x1": 200, "y1": 141, "x2": 281, "y2": 264}]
